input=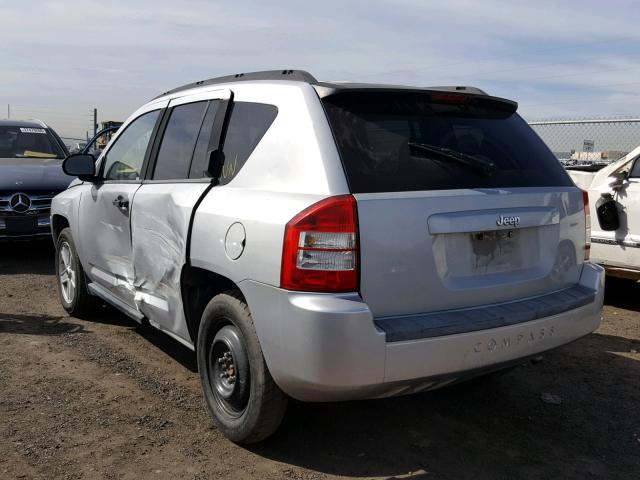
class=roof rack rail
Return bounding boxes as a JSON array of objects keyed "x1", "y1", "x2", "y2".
[{"x1": 154, "y1": 69, "x2": 317, "y2": 99}]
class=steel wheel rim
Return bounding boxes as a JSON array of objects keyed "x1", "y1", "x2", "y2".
[
  {"x1": 208, "y1": 326, "x2": 250, "y2": 418},
  {"x1": 58, "y1": 242, "x2": 76, "y2": 304}
]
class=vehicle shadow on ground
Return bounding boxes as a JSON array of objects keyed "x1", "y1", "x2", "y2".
[
  {"x1": 604, "y1": 276, "x2": 640, "y2": 311},
  {"x1": 90, "y1": 305, "x2": 198, "y2": 373},
  {"x1": 134, "y1": 322, "x2": 198, "y2": 372},
  {"x1": 0, "y1": 312, "x2": 85, "y2": 335},
  {"x1": 0, "y1": 240, "x2": 54, "y2": 275},
  {"x1": 250, "y1": 332, "x2": 639, "y2": 479}
]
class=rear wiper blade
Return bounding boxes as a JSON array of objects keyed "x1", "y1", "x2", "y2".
[{"x1": 408, "y1": 142, "x2": 496, "y2": 176}]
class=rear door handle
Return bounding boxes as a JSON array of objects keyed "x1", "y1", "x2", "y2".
[{"x1": 112, "y1": 195, "x2": 129, "y2": 210}]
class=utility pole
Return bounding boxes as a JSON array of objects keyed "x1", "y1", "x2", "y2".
[
  {"x1": 93, "y1": 108, "x2": 98, "y2": 137},
  {"x1": 7, "y1": 104, "x2": 9, "y2": 119}
]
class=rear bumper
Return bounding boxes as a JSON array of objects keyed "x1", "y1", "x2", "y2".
[{"x1": 240, "y1": 262, "x2": 604, "y2": 402}]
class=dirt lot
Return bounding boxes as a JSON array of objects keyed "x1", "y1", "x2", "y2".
[{"x1": 0, "y1": 242, "x2": 638, "y2": 480}]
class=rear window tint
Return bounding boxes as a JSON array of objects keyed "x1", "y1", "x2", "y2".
[
  {"x1": 322, "y1": 92, "x2": 572, "y2": 193},
  {"x1": 219, "y1": 102, "x2": 277, "y2": 185}
]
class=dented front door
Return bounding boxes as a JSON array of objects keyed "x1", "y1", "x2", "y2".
[{"x1": 78, "y1": 106, "x2": 164, "y2": 308}]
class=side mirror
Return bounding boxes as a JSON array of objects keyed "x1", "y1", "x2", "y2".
[{"x1": 63, "y1": 153, "x2": 98, "y2": 182}]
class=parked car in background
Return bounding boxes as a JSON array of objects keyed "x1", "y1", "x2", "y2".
[
  {"x1": 0, "y1": 119, "x2": 70, "y2": 239},
  {"x1": 567, "y1": 145, "x2": 640, "y2": 280},
  {"x1": 69, "y1": 141, "x2": 87, "y2": 153},
  {"x1": 53, "y1": 70, "x2": 604, "y2": 444}
]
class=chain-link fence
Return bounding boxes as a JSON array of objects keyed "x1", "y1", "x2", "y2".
[{"x1": 528, "y1": 117, "x2": 640, "y2": 166}]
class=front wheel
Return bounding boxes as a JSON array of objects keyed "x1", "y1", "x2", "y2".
[
  {"x1": 55, "y1": 228, "x2": 100, "y2": 317},
  {"x1": 197, "y1": 290, "x2": 287, "y2": 444}
]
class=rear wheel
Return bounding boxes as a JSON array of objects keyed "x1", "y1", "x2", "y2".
[
  {"x1": 55, "y1": 228, "x2": 100, "y2": 317},
  {"x1": 197, "y1": 290, "x2": 287, "y2": 444}
]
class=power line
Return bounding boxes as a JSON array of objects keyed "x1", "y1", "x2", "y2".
[
  {"x1": 367, "y1": 34, "x2": 640, "y2": 79},
  {"x1": 429, "y1": 56, "x2": 640, "y2": 83},
  {"x1": 522, "y1": 98, "x2": 640, "y2": 109},
  {"x1": 519, "y1": 81, "x2": 640, "y2": 108},
  {"x1": 8, "y1": 111, "x2": 94, "y2": 120}
]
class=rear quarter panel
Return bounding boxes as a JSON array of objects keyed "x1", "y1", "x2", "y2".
[{"x1": 189, "y1": 82, "x2": 349, "y2": 287}]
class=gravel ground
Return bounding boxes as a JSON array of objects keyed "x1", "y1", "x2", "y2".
[{"x1": 1, "y1": 241, "x2": 638, "y2": 480}]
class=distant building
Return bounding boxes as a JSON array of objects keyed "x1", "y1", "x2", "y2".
[
  {"x1": 570, "y1": 150, "x2": 627, "y2": 163},
  {"x1": 100, "y1": 121, "x2": 123, "y2": 130}
]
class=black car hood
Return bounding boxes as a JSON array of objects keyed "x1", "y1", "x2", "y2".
[{"x1": 0, "y1": 157, "x2": 73, "y2": 192}]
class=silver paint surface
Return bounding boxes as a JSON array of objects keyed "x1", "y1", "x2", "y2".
[{"x1": 51, "y1": 79, "x2": 605, "y2": 401}]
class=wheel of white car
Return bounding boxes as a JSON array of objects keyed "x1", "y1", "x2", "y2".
[
  {"x1": 55, "y1": 228, "x2": 100, "y2": 317},
  {"x1": 197, "y1": 290, "x2": 288, "y2": 444}
]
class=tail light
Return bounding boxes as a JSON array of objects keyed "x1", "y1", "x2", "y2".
[
  {"x1": 281, "y1": 195, "x2": 359, "y2": 292},
  {"x1": 583, "y1": 190, "x2": 591, "y2": 261}
]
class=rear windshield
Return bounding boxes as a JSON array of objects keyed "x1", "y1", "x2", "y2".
[
  {"x1": 0, "y1": 126, "x2": 65, "y2": 159},
  {"x1": 322, "y1": 92, "x2": 572, "y2": 193}
]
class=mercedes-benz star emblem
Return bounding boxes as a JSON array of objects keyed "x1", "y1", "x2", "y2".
[{"x1": 9, "y1": 193, "x2": 31, "y2": 213}]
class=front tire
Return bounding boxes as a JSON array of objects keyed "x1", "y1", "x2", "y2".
[
  {"x1": 55, "y1": 228, "x2": 100, "y2": 317},
  {"x1": 197, "y1": 290, "x2": 287, "y2": 444}
]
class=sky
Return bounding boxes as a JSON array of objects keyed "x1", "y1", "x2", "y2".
[{"x1": 1, "y1": 0, "x2": 640, "y2": 139}]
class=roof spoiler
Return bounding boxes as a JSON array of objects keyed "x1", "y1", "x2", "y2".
[{"x1": 318, "y1": 87, "x2": 517, "y2": 114}]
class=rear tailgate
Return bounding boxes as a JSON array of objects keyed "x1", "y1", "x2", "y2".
[
  {"x1": 356, "y1": 187, "x2": 584, "y2": 317},
  {"x1": 321, "y1": 90, "x2": 586, "y2": 318}
]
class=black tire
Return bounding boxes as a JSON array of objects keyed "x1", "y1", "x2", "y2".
[
  {"x1": 55, "y1": 228, "x2": 100, "y2": 317},
  {"x1": 197, "y1": 290, "x2": 288, "y2": 444}
]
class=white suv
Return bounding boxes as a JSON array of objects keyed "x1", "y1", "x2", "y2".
[
  {"x1": 52, "y1": 70, "x2": 604, "y2": 443},
  {"x1": 568, "y1": 146, "x2": 640, "y2": 280}
]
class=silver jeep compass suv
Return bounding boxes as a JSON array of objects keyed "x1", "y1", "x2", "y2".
[{"x1": 52, "y1": 70, "x2": 604, "y2": 443}]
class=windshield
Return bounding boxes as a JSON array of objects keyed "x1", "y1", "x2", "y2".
[
  {"x1": 322, "y1": 91, "x2": 572, "y2": 193},
  {"x1": 0, "y1": 126, "x2": 65, "y2": 159}
]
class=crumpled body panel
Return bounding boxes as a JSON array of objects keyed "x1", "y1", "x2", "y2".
[{"x1": 131, "y1": 183, "x2": 209, "y2": 345}]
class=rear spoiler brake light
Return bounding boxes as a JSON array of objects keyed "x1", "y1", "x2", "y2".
[{"x1": 429, "y1": 92, "x2": 518, "y2": 114}]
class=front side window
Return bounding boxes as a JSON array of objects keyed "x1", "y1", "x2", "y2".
[
  {"x1": 153, "y1": 101, "x2": 208, "y2": 180},
  {"x1": 102, "y1": 110, "x2": 160, "y2": 181},
  {"x1": 0, "y1": 126, "x2": 65, "y2": 159}
]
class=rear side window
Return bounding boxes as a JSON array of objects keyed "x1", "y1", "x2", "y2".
[
  {"x1": 153, "y1": 101, "x2": 208, "y2": 180},
  {"x1": 189, "y1": 100, "x2": 223, "y2": 179},
  {"x1": 322, "y1": 92, "x2": 572, "y2": 193},
  {"x1": 218, "y1": 102, "x2": 277, "y2": 185}
]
